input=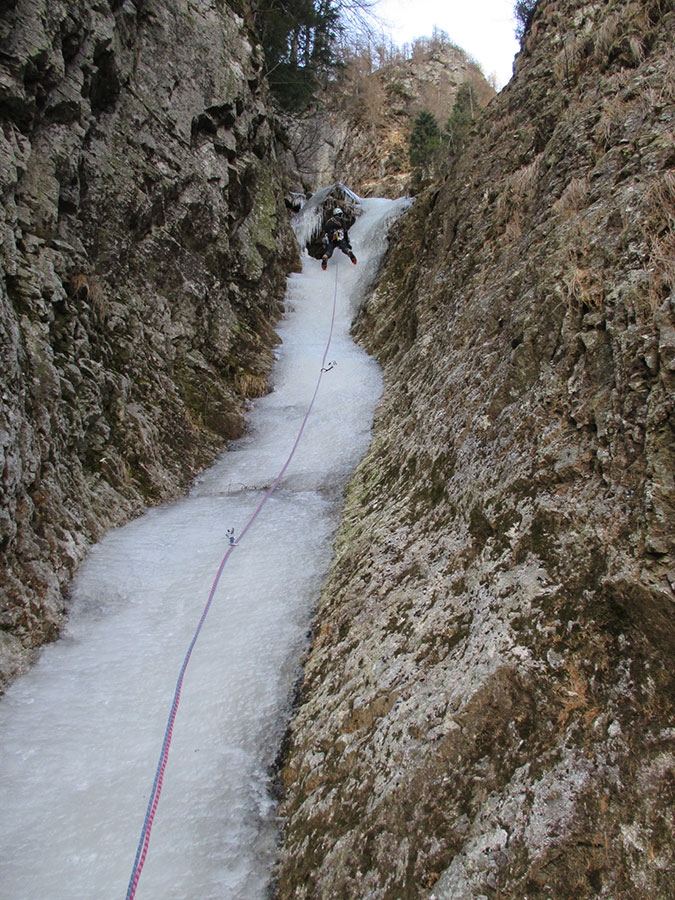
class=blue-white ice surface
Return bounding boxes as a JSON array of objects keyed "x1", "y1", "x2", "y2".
[{"x1": 0, "y1": 196, "x2": 409, "y2": 900}]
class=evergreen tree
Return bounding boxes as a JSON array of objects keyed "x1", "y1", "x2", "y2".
[
  {"x1": 445, "y1": 82, "x2": 475, "y2": 152},
  {"x1": 257, "y1": 0, "x2": 340, "y2": 109},
  {"x1": 408, "y1": 109, "x2": 441, "y2": 169}
]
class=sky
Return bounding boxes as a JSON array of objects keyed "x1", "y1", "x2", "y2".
[{"x1": 371, "y1": 0, "x2": 521, "y2": 90}]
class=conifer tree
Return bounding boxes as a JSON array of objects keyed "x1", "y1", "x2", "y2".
[
  {"x1": 445, "y1": 82, "x2": 475, "y2": 151},
  {"x1": 256, "y1": 0, "x2": 340, "y2": 109},
  {"x1": 409, "y1": 109, "x2": 441, "y2": 169}
]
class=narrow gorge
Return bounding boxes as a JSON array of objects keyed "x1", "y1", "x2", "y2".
[{"x1": 1, "y1": 1, "x2": 674, "y2": 899}]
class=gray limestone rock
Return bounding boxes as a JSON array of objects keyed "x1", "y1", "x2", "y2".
[{"x1": 0, "y1": 0, "x2": 298, "y2": 686}]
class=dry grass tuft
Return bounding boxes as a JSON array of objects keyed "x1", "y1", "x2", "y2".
[
  {"x1": 562, "y1": 240, "x2": 605, "y2": 312},
  {"x1": 496, "y1": 159, "x2": 540, "y2": 216},
  {"x1": 553, "y1": 33, "x2": 591, "y2": 87},
  {"x1": 557, "y1": 663, "x2": 600, "y2": 728},
  {"x1": 642, "y1": 171, "x2": 675, "y2": 308},
  {"x1": 68, "y1": 273, "x2": 108, "y2": 322},
  {"x1": 594, "y1": 94, "x2": 627, "y2": 149},
  {"x1": 234, "y1": 372, "x2": 269, "y2": 398},
  {"x1": 564, "y1": 266, "x2": 592, "y2": 309},
  {"x1": 627, "y1": 34, "x2": 646, "y2": 66},
  {"x1": 591, "y1": 1, "x2": 650, "y2": 70},
  {"x1": 554, "y1": 176, "x2": 590, "y2": 219},
  {"x1": 507, "y1": 159, "x2": 540, "y2": 198},
  {"x1": 593, "y1": 13, "x2": 620, "y2": 63}
]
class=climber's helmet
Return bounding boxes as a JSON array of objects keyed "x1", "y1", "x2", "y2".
[{"x1": 333, "y1": 208, "x2": 343, "y2": 216}]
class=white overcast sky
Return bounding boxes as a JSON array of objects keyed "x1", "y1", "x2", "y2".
[{"x1": 371, "y1": 0, "x2": 521, "y2": 89}]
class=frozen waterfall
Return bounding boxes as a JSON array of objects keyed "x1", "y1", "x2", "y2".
[{"x1": 0, "y1": 196, "x2": 410, "y2": 900}]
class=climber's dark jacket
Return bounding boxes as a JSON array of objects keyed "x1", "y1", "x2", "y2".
[{"x1": 322, "y1": 215, "x2": 352, "y2": 259}]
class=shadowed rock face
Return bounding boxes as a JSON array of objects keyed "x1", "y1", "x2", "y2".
[
  {"x1": 275, "y1": 1, "x2": 675, "y2": 897},
  {"x1": 0, "y1": 0, "x2": 298, "y2": 685}
]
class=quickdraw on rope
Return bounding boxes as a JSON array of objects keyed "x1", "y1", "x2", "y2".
[{"x1": 125, "y1": 254, "x2": 341, "y2": 900}]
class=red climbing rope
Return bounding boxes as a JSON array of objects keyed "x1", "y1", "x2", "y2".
[{"x1": 125, "y1": 255, "x2": 341, "y2": 899}]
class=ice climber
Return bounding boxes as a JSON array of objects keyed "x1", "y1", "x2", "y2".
[{"x1": 321, "y1": 208, "x2": 357, "y2": 269}]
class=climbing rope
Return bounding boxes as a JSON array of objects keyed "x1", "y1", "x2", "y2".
[{"x1": 125, "y1": 254, "x2": 341, "y2": 899}]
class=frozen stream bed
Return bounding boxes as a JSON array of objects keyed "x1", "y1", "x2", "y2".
[{"x1": 0, "y1": 195, "x2": 409, "y2": 900}]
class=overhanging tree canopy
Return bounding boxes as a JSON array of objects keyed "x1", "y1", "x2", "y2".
[
  {"x1": 255, "y1": 0, "x2": 378, "y2": 109},
  {"x1": 256, "y1": 0, "x2": 341, "y2": 109}
]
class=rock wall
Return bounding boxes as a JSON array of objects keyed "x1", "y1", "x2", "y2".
[
  {"x1": 276, "y1": 1, "x2": 675, "y2": 897},
  {"x1": 0, "y1": 0, "x2": 298, "y2": 685}
]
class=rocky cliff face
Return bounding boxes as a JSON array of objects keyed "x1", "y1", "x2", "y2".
[
  {"x1": 0, "y1": 0, "x2": 298, "y2": 685},
  {"x1": 278, "y1": 39, "x2": 494, "y2": 199},
  {"x1": 276, "y1": 1, "x2": 675, "y2": 897}
]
